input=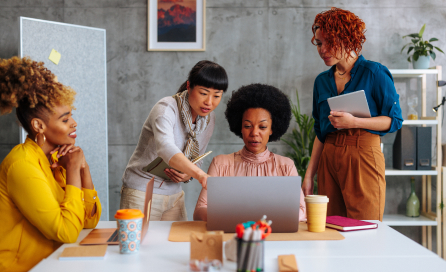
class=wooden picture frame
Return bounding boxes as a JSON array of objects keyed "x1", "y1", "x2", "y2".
[{"x1": 147, "y1": 0, "x2": 206, "y2": 51}]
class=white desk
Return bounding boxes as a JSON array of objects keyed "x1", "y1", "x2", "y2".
[{"x1": 31, "y1": 221, "x2": 446, "y2": 272}]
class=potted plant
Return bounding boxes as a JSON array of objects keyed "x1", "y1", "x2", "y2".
[
  {"x1": 281, "y1": 90, "x2": 317, "y2": 194},
  {"x1": 401, "y1": 24, "x2": 444, "y2": 69}
]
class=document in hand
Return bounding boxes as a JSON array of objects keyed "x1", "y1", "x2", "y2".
[
  {"x1": 142, "y1": 151, "x2": 212, "y2": 180},
  {"x1": 325, "y1": 216, "x2": 378, "y2": 232},
  {"x1": 327, "y1": 90, "x2": 371, "y2": 118}
]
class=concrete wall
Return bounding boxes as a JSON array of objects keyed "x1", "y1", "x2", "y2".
[{"x1": 1, "y1": 0, "x2": 445, "y2": 252}]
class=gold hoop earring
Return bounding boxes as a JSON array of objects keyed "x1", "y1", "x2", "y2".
[{"x1": 35, "y1": 133, "x2": 46, "y2": 147}]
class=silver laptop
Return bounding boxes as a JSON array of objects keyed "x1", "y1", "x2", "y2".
[
  {"x1": 206, "y1": 176, "x2": 301, "y2": 233},
  {"x1": 327, "y1": 90, "x2": 371, "y2": 118}
]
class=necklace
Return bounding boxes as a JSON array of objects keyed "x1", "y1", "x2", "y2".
[
  {"x1": 336, "y1": 72, "x2": 349, "y2": 79},
  {"x1": 336, "y1": 67, "x2": 350, "y2": 79}
]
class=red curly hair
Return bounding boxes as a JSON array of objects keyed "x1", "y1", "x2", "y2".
[{"x1": 311, "y1": 7, "x2": 366, "y2": 60}]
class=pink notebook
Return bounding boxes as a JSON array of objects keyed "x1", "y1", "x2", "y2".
[{"x1": 325, "y1": 216, "x2": 378, "y2": 232}]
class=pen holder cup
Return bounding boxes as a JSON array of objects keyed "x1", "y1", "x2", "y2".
[{"x1": 236, "y1": 238, "x2": 264, "y2": 272}]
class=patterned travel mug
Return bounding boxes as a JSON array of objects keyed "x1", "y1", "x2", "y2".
[{"x1": 114, "y1": 209, "x2": 144, "y2": 254}]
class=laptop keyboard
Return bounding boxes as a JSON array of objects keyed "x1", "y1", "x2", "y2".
[{"x1": 107, "y1": 229, "x2": 119, "y2": 243}]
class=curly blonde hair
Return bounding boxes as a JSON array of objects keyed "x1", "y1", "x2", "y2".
[{"x1": 0, "y1": 56, "x2": 76, "y2": 134}]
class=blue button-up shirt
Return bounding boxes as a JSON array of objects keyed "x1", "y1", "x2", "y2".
[{"x1": 312, "y1": 55, "x2": 403, "y2": 143}]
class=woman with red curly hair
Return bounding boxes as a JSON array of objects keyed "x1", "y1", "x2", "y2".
[
  {"x1": 302, "y1": 8, "x2": 403, "y2": 221},
  {"x1": 0, "y1": 56, "x2": 101, "y2": 271}
]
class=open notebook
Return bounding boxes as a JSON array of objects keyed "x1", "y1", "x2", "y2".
[{"x1": 142, "y1": 151, "x2": 212, "y2": 180}]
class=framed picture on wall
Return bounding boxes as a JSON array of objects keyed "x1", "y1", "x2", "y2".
[{"x1": 148, "y1": 0, "x2": 206, "y2": 51}]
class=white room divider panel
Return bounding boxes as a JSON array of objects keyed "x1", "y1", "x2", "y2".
[{"x1": 19, "y1": 17, "x2": 108, "y2": 220}]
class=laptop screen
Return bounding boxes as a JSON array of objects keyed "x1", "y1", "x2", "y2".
[{"x1": 206, "y1": 176, "x2": 301, "y2": 233}]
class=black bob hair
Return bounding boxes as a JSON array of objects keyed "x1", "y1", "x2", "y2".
[
  {"x1": 225, "y1": 83, "x2": 292, "y2": 142},
  {"x1": 176, "y1": 60, "x2": 228, "y2": 93}
]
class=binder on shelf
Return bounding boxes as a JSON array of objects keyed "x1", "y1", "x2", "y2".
[
  {"x1": 393, "y1": 126, "x2": 416, "y2": 170},
  {"x1": 416, "y1": 127, "x2": 432, "y2": 170}
]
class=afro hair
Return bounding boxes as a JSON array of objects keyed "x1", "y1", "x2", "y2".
[{"x1": 225, "y1": 83, "x2": 291, "y2": 142}]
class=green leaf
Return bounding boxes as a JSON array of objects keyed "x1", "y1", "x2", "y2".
[
  {"x1": 281, "y1": 89, "x2": 317, "y2": 182},
  {"x1": 411, "y1": 38, "x2": 420, "y2": 44},
  {"x1": 430, "y1": 51, "x2": 436, "y2": 60},
  {"x1": 407, "y1": 56, "x2": 412, "y2": 62},
  {"x1": 419, "y1": 24, "x2": 426, "y2": 38},
  {"x1": 407, "y1": 47, "x2": 414, "y2": 54},
  {"x1": 414, "y1": 46, "x2": 424, "y2": 51},
  {"x1": 401, "y1": 44, "x2": 410, "y2": 53},
  {"x1": 403, "y1": 33, "x2": 421, "y2": 39},
  {"x1": 429, "y1": 38, "x2": 439, "y2": 42},
  {"x1": 281, "y1": 139, "x2": 300, "y2": 154},
  {"x1": 434, "y1": 46, "x2": 445, "y2": 54},
  {"x1": 413, "y1": 51, "x2": 419, "y2": 61},
  {"x1": 426, "y1": 43, "x2": 433, "y2": 50}
]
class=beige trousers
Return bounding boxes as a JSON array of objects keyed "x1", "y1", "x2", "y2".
[{"x1": 120, "y1": 187, "x2": 187, "y2": 221}]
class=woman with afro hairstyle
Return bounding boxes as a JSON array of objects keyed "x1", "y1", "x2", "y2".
[
  {"x1": 193, "y1": 83, "x2": 306, "y2": 221},
  {"x1": 121, "y1": 60, "x2": 228, "y2": 221},
  {"x1": 304, "y1": 8, "x2": 403, "y2": 221},
  {"x1": 0, "y1": 56, "x2": 102, "y2": 271}
]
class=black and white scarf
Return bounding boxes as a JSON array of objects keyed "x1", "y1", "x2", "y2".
[{"x1": 172, "y1": 90, "x2": 210, "y2": 161}]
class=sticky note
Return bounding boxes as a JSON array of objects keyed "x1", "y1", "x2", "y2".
[{"x1": 48, "y1": 49, "x2": 61, "y2": 65}]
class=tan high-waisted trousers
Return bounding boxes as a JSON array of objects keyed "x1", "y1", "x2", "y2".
[
  {"x1": 317, "y1": 128, "x2": 386, "y2": 221},
  {"x1": 120, "y1": 187, "x2": 187, "y2": 221}
]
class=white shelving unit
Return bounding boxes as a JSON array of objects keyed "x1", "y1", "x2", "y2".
[
  {"x1": 382, "y1": 214, "x2": 437, "y2": 226},
  {"x1": 402, "y1": 120, "x2": 438, "y2": 125},
  {"x1": 384, "y1": 67, "x2": 444, "y2": 258},
  {"x1": 390, "y1": 69, "x2": 440, "y2": 76},
  {"x1": 385, "y1": 169, "x2": 438, "y2": 176}
]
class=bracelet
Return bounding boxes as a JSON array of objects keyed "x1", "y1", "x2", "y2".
[{"x1": 184, "y1": 177, "x2": 193, "y2": 184}]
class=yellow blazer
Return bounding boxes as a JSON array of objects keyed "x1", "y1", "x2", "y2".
[{"x1": 0, "y1": 138, "x2": 102, "y2": 271}]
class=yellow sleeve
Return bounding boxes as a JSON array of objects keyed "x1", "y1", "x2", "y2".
[
  {"x1": 53, "y1": 165, "x2": 102, "y2": 229},
  {"x1": 82, "y1": 188, "x2": 102, "y2": 229},
  {"x1": 7, "y1": 159, "x2": 85, "y2": 243}
]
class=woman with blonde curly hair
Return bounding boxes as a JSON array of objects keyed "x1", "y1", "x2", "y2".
[
  {"x1": 303, "y1": 8, "x2": 403, "y2": 220},
  {"x1": 0, "y1": 56, "x2": 102, "y2": 271}
]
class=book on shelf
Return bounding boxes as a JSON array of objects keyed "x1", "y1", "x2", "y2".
[
  {"x1": 142, "y1": 151, "x2": 212, "y2": 180},
  {"x1": 325, "y1": 216, "x2": 378, "y2": 232}
]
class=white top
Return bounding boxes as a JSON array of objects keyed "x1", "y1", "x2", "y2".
[
  {"x1": 31, "y1": 221, "x2": 446, "y2": 272},
  {"x1": 122, "y1": 96, "x2": 215, "y2": 195}
]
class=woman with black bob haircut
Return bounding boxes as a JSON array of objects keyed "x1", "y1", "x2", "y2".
[
  {"x1": 121, "y1": 60, "x2": 228, "y2": 221},
  {"x1": 193, "y1": 83, "x2": 306, "y2": 221}
]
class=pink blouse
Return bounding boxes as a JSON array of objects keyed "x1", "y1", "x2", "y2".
[{"x1": 193, "y1": 147, "x2": 306, "y2": 221}]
